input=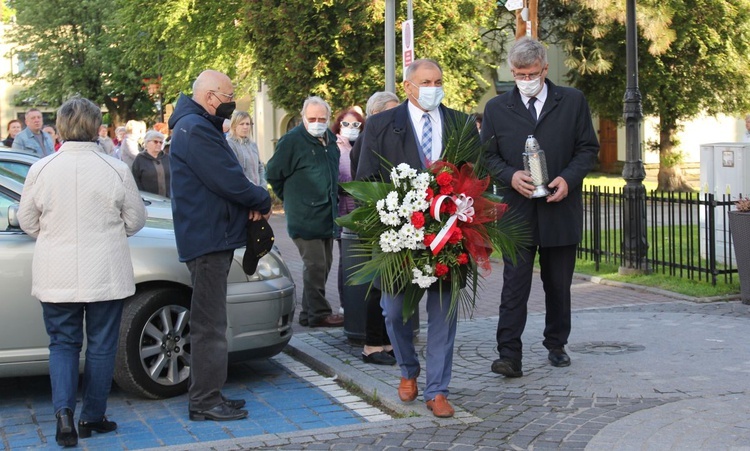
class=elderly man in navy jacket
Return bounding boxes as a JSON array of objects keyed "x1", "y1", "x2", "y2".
[
  {"x1": 169, "y1": 70, "x2": 271, "y2": 422},
  {"x1": 481, "y1": 37, "x2": 599, "y2": 378}
]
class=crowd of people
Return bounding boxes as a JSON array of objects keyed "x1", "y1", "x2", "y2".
[{"x1": 11, "y1": 36, "x2": 605, "y2": 447}]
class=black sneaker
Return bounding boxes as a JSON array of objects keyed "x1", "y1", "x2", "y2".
[{"x1": 491, "y1": 358, "x2": 523, "y2": 377}]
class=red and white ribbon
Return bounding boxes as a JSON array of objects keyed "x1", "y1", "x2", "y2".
[{"x1": 429, "y1": 194, "x2": 475, "y2": 255}]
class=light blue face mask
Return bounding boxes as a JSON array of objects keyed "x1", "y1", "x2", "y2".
[
  {"x1": 413, "y1": 85, "x2": 445, "y2": 111},
  {"x1": 306, "y1": 121, "x2": 328, "y2": 137}
]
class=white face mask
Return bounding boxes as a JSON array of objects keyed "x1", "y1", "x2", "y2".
[
  {"x1": 516, "y1": 77, "x2": 543, "y2": 97},
  {"x1": 306, "y1": 121, "x2": 328, "y2": 137},
  {"x1": 340, "y1": 128, "x2": 360, "y2": 141},
  {"x1": 411, "y1": 85, "x2": 445, "y2": 111}
]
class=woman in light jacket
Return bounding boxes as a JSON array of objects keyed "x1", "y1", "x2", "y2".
[
  {"x1": 18, "y1": 97, "x2": 146, "y2": 447},
  {"x1": 226, "y1": 111, "x2": 266, "y2": 188}
]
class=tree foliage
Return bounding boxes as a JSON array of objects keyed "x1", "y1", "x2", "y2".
[
  {"x1": 6, "y1": 0, "x2": 155, "y2": 125},
  {"x1": 245, "y1": 0, "x2": 497, "y2": 114}
]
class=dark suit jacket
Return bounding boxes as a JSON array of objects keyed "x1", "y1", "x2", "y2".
[
  {"x1": 355, "y1": 101, "x2": 473, "y2": 182},
  {"x1": 481, "y1": 80, "x2": 599, "y2": 247}
]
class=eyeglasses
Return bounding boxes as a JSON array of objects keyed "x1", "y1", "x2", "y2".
[
  {"x1": 210, "y1": 90, "x2": 235, "y2": 101},
  {"x1": 341, "y1": 121, "x2": 361, "y2": 128},
  {"x1": 511, "y1": 71, "x2": 544, "y2": 81}
]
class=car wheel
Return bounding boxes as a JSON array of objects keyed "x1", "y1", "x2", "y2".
[{"x1": 114, "y1": 287, "x2": 192, "y2": 399}]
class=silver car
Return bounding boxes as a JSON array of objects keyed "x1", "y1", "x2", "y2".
[
  {"x1": 0, "y1": 171, "x2": 295, "y2": 399},
  {"x1": 0, "y1": 148, "x2": 173, "y2": 218}
]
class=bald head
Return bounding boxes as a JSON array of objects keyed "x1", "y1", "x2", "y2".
[{"x1": 192, "y1": 70, "x2": 234, "y2": 116}]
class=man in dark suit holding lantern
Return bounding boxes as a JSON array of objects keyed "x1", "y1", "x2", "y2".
[{"x1": 481, "y1": 37, "x2": 599, "y2": 377}]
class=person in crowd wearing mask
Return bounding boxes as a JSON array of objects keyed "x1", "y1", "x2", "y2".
[
  {"x1": 169, "y1": 69, "x2": 272, "y2": 422},
  {"x1": 13, "y1": 108, "x2": 55, "y2": 156},
  {"x1": 266, "y1": 96, "x2": 343, "y2": 328},
  {"x1": 43, "y1": 124, "x2": 62, "y2": 151},
  {"x1": 356, "y1": 59, "x2": 478, "y2": 418},
  {"x1": 3, "y1": 119, "x2": 22, "y2": 147},
  {"x1": 132, "y1": 130, "x2": 170, "y2": 197},
  {"x1": 119, "y1": 120, "x2": 146, "y2": 168},
  {"x1": 347, "y1": 92, "x2": 400, "y2": 367},
  {"x1": 98, "y1": 125, "x2": 116, "y2": 156},
  {"x1": 227, "y1": 111, "x2": 266, "y2": 187},
  {"x1": 481, "y1": 37, "x2": 598, "y2": 378}
]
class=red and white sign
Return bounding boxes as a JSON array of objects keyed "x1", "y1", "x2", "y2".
[{"x1": 402, "y1": 20, "x2": 414, "y2": 78}]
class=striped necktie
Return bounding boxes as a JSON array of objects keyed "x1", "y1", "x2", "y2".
[{"x1": 420, "y1": 113, "x2": 432, "y2": 167}]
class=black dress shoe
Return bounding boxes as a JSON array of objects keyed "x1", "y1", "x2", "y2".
[
  {"x1": 78, "y1": 416, "x2": 117, "y2": 438},
  {"x1": 56, "y1": 408, "x2": 78, "y2": 447},
  {"x1": 362, "y1": 351, "x2": 397, "y2": 366},
  {"x1": 221, "y1": 394, "x2": 246, "y2": 409},
  {"x1": 491, "y1": 358, "x2": 523, "y2": 377},
  {"x1": 189, "y1": 403, "x2": 248, "y2": 421},
  {"x1": 548, "y1": 348, "x2": 571, "y2": 367},
  {"x1": 386, "y1": 349, "x2": 395, "y2": 358}
]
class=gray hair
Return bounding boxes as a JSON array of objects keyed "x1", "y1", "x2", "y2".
[
  {"x1": 300, "y1": 96, "x2": 331, "y2": 120},
  {"x1": 144, "y1": 130, "x2": 165, "y2": 144},
  {"x1": 365, "y1": 91, "x2": 400, "y2": 117},
  {"x1": 56, "y1": 97, "x2": 102, "y2": 142},
  {"x1": 404, "y1": 59, "x2": 442, "y2": 82},
  {"x1": 507, "y1": 37, "x2": 548, "y2": 69}
]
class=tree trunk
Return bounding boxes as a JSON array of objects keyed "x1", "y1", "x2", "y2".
[{"x1": 656, "y1": 120, "x2": 693, "y2": 192}]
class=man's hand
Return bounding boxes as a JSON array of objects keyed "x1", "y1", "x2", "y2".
[
  {"x1": 546, "y1": 176, "x2": 568, "y2": 203},
  {"x1": 249, "y1": 210, "x2": 272, "y2": 221},
  {"x1": 511, "y1": 170, "x2": 535, "y2": 198}
]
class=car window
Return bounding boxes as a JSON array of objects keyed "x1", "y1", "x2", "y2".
[
  {"x1": 0, "y1": 161, "x2": 30, "y2": 180},
  {"x1": 0, "y1": 189, "x2": 17, "y2": 229}
]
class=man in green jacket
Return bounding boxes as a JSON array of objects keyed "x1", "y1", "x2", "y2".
[{"x1": 266, "y1": 96, "x2": 343, "y2": 328}]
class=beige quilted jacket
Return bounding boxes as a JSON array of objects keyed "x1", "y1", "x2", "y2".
[{"x1": 18, "y1": 141, "x2": 147, "y2": 303}]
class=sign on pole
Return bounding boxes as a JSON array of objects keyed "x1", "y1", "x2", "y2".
[{"x1": 402, "y1": 19, "x2": 414, "y2": 79}]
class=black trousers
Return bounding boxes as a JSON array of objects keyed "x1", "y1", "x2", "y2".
[{"x1": 496, "y1": 243, "x2": 577, "y2": 361}]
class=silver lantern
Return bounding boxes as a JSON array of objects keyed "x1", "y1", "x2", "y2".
[{"x1": 523, "y1": 135, "x2": 550, "y2": 198}]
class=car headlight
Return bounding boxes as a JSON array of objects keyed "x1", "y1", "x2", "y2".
[
  {"x1": 247, "y1": 252, "x2": 284, "y2": 280},
  {"x1": 228, "y1": 247, "x2": 291, "y2": 283}
]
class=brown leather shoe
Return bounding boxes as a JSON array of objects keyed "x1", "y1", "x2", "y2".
[
  {"x1": 398, "y1": 377, "x2": 418, "y2": 403},
  {"x1": 426, "y1": 394, "x2": 454, "y2": 418},
  {"x1": 308, "y1": 314, "x2": 344, "y2": 328}
]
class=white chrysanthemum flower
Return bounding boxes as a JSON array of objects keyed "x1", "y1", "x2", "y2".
[
  {"x1": 411, "y1": 265, "x2": 437, "y2": 288},
  {"x1": 380, "y1": 229, "x2": 402, "y2": 253},
  {"x1": 376, "y1": 199, "x2": 386, "y2": 212},
  {"x1": 379, "y1": 211, "x2": 400, "y2": 226},
  {"x1": 414, "y1": 173, "x2": 431, "y2": 191},
  {"x1": 385, "y1": 191, "x2": 400, "y2": 211}
]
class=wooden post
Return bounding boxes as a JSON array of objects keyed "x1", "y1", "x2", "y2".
[{"x1": 515, "y1": 0, "x2": 538, "y2": 39}]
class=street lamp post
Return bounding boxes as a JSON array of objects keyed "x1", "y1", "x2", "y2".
[{"x1": 620, "y1": 0, "x2": 649, "y2": 274}]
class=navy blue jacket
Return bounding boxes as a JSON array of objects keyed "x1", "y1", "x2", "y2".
[{"x1": 168, "y1": 94, "x2": 271, "y2": 262}]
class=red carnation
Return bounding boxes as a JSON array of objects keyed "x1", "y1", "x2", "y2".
[
  {"x1": 446, "y1": 202, "x2": 457, "y2": 215},
  {"x1": 424, "y1": 233, "x2": 436, "y2": 246},
  {"x1": 457, "y1": 253, "x2": 469, "y2": 265},
  {"x1": 425, "y1": 187, "x2": 435, "y2": 201},
  {"x1": 435, "y1": 263, "x2": 449, "y2": 277},
  {"x1": 440, "y1": 185, "x2": 453, "y2": 195},
  {"x1": 411, "y1": 211, "x2": 425, "y2": 229},
  {"x1": 449, "y1": 228, "x2": 463, "y2": 244},
  {"x1": 436, "y1": 171, "x2": 453, "y2": 186}
]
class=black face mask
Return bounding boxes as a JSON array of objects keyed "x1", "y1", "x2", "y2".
[{"x1": 215, "y1": 101, "x2": 236, "y2": 120}]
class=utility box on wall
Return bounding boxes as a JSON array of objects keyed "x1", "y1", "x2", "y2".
[{"x1": 699, "y1": 142, "x2": 750, "y2": 266}]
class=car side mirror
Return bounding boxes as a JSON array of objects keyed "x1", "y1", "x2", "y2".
[{"x1": 8, "y1": 203, "x2": 20, "y2": 228}]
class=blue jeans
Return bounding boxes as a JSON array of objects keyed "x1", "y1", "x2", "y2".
[
  {"x1": 41, "y1": 300, "x2": 124, "y2": 421},
  {"x1": 381, "y1": 289, "x2": 457, "y2": 401}
]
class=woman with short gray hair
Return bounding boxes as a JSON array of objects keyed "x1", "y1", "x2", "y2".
[
  {"x1": 17, "y1": 96, "x2": 146, "y2": 447},
  {"x1": 132, "y1": 129, "x2": 170, "y2": 197}
]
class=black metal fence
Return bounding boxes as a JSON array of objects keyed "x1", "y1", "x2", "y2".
[{"x1": 578, "y1": 187, "x2": 738, "y2": 285}]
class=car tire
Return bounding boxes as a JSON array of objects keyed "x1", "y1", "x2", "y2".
[{"x1": 114, "y1": 287, "x2": 192, "y2": 399}]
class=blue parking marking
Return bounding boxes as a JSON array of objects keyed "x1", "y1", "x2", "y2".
[{"x1": 0, "y1": 356, "x2": 367, "y2": 449}]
